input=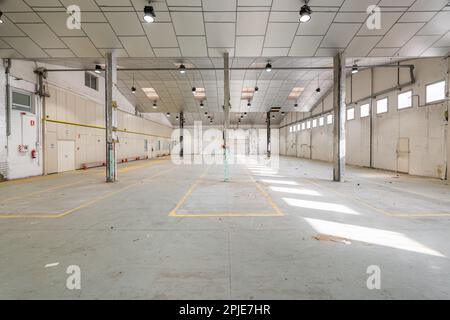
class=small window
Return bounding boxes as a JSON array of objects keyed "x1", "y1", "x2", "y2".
[
  {"x1": 327, "y1": 114, "x2": 333, "y2": 124},
  {"x1": 347, "y1": 108, "x2": 355, "y2": 120},
  {"x1": 297, "y1": 124, "x2": 301, "y2": 131},
  {"x1": 376, "y1": 98, "x2": 388, "y2": 114},
  {"x1": 312, "y1": 119, "x2": 317, "y2": 128},
  {"x1": 289, "y1": 126, "x2": 293, "y2": 133},
  {"x1": 12, "y1": 89, "x2": 34, "y2": 113},
  {"x1": 85, "y1": 72, "x2": 98, "y2": 91},
  {"x1": 319, "y1": 117, "x2": 324, "y2": 126},
  {"x1": 426, "y1": 81, "x2": 445, "y2": 103},
  {"x1": 293, "y1": 125, "x2": 296, "y2": 132},
  {"x1": 301, "y1": 122, "x2": 306, "y2": 130},
  {"x1": 398, "y1": 90, "x2": 412, "y2": 109},
  {"x1": 306, "y1": 120, "x2": 311, "y2": 129},
  {"x1": 360, "y1": 104, "x2": 370, "y2": 118}
]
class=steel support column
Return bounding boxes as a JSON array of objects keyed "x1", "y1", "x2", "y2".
[
  {"x1": 223, "y1": 52, "x2": 231, "y2": 181},
  {"x1": 105, "y1": 52, "x2": 117, "y2": 182},
  {"x1": 333, "y1": 52, "x2": 346, "y2": 182},
  {"x1": 179, "y1": 112, "x2": 184, "y2": 158},
  {"x1": 267, "y1": 112, "x2": 271, "y2": 158}
]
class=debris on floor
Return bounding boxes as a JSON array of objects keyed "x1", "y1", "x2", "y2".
[{"x1": 313, "y1": 234, "x2": 351, "y2": 245}]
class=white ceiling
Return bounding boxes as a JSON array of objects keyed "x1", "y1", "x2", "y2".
[
  {"x1": 1, "y1": 0, "x2": 449, "y2": 59},
  {"x1": 1, "y1": 0, "x2": 450, "y2": 125}
]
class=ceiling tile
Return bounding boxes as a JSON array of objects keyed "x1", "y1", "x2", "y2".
[
  {"x1": 203, "y1": 0, "x2": 237, "y2": 11},
  {"x1": 345, "y1": 36, "x2": 382, "y2": 56},
  {"x1": 171, "y1": 12, "x2": 205, "y2": 35},
  {"x1": 61, "y1": 37, "x2": 101, "y2": 57},
  {"x1": 105, "y1": 12, "x2": 145, "y2": 36},
  {"x1": 377, "y1": 23, "x2": 425, "y2": 47},
  {"x1": 143, "y1": 23, "x2": 178, "y2": 47},
  {"x1": 321, "y1": 23, "x2": 361, "y2": 48},
  {"x1": 236, "y1": 36, "x2": 264, "y2": 56},
  {"x1": 38, "y1": 12, "x2": 85, "y2": 36},
  {"x1": 264, "y1": 23, "x2": 298, "y2": 47},
  {"x1": 358, "y1": 12, "x2": 403, "y2": 36},
  {"x1": 206, "y1": 23, "x2": 235, "y2": 47},
  {"x1": 17, "y1": 24, "x2": 66, "y2": 48},
  {"x1": 3, "y1": 37, "x2": 49, "y2": 58},
  {"x1": 120, "y1": 36, "x2": 154, "y2": 57},
  {"x1": 236, "y1": 12, "x2": 269, "y2": 36},
  {"x1": 397, "y1": 35, "x2": 441, "y2": 56},
  {"x1": 289, "y1": 36, "x2": 323, "y2": 56},
  {"x1": 178, "y1": 36, "x2": 208, "y2": 57},
  {"x1": 417, "y1": 12, "x2": 450, "y2": 35},
  {"x1": 153, "y1": 48, "x2": 182, "y2": 57},
  {"x1": 45, "y1": 49, "x2": 76, "y2": 57},
  {"x1": 83, "y1": 23, "x2": 123, "y2": 48}
]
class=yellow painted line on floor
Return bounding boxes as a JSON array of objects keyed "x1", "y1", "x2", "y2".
[
  {"x1": 355, "y1": 178, "x2": 450, "y2": 204},
  {"x1": 0, "y1": 165, "x2": 176, "y2": 219},
  {"x1": 0, "y1": 170, "x2": 83, "y2": 187},
  {"x1": 173, "y1": 212, "x2": 282, "y2": 218},
  {"x1": 0, "y1": 179, "x2": 86, "y2": 204},
  {"x1": 170, "y1": 165, "x2": 283, "y2": 218},
  {"x1": 246, "y1": 167, "x2": 284, "y2": 217},
  {"x1": 168, "y1": 165, "x2": 212, "y2": 217},
  {"x1": 94, "y1": 159, "x2": 166, "y2": 176},
  {"x1": 304, "y1": 178, "x2": 450, "y2": 219}
]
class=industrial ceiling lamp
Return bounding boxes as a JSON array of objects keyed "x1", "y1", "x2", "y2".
[
  {"x1": 192, "y1": 87, "x2": 196, "y2": 92},
  {"x1": 200, "y1": 101, "x2": 204, "y2": 108},
  {"x1": 179, "y1": 64, "x2": 186, "y2": 74},
  {"x1": 143, "y1": 2, "x2": 156, "y2": 23},
  {"x1": 94, "y1": 64, "x2": 102, "y2": 74},
  {"x1": 153, "y1": 101, "x2": 157, "y2": 109},
  {"x1": 352, "y1": 63, "x2": 359, "y2": 74},
  {"x1": 299, "y1": 0, "x2": 312, "y2": 23},
  {"x1": 254, "y1": 86, "x2": 259, "y2": 93},
  {"x1": 131, "y1": 86, "x2": 136, "y2": 94},
  {"x1": 265, "y1": 61, "x2": 272, "y2": 72},
  {"x1": 0, "y1": 11, "x2": 4, "y2": 24},
  {"x1": 294, "y1": 103, "x2": 298, "y2": 108},
  {"x1": 166, "y1": 112, "x2": 170, "y2": 117},
  {"x1": 247, "y1": 100, "x2": 251, "y2": 107}
]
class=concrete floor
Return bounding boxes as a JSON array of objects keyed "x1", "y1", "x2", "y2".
[{"x1": 0, "y1": 156, "x2": 450, "y2": 299}]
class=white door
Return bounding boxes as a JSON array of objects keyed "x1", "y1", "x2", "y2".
[
  {"x1": 396, "y1": 137, "x2": 409, "y2": 174},
  {"x1": 57, "y1": 140, "x2": 75, "y2": 172}
]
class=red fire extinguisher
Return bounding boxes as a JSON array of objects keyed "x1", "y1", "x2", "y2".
[{"x1": 31, "y1": 149, "x2": 38, "y2": 159}]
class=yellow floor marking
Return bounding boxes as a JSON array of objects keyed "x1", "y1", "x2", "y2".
[
  {"x1": 354, "y1": 177, "x2": 450, "y2": 204},
  {"x1": 168, "y1": 166, "x2": 212, "y2": 217},
  {"x1": 245, "y1": 167, "x2": 284, "y2": 217},
  {"x1": 95, "y1": 159, "x2": 165, "y2": 176},
  {"x1": 169, "y1": 165, "x2": 283, "y2": 218},
  {"x1": 0, "y1": 179, "x2": 86, "y2": 204},
  {"x1": 0, "y1": 170, "x2": 83, "y2": 187},
  {"x1": 0, "y1": 166, "x2": 176, "y2": 219},
  {"x1": 304, "y1": 178, "x2": 450, "y2": 219}
]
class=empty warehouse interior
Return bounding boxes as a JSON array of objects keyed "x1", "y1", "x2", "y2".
[{"x1": 0, "y1": 0, "x2": 450, "y2": 302}]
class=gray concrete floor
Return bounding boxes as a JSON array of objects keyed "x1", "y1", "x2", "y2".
[{"x1": 0, "y1": 156, "x2": 450, "y2": 299}]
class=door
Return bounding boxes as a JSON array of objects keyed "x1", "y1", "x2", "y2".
[
  {"x1": 396, "y1": 137, "x2": 409, "y2": 174},
  {"x1": 57, "y1": 140, "x2": 75, "y2": 172}
]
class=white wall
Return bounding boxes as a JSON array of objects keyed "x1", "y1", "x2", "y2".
[
  {"x1": 0, "y1": 59, "x2": 173, "y2": 180},
  {"x1": 280, "y1": 57, "x2": 450, "y2": 179}
]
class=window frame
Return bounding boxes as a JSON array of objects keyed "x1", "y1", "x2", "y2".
[
  {"x1": 319, "y1": 116, "x2": 324, "y2": 126},
  {"x1": 376, "y1": 97, "x2": 388, "y2": 115},
  {"x1": 425, "y1": 80, "x2": 446, "y2": 104},
  {"x1": 346, "y1": 107, "x2": 355, "y2": 121},
  {"x1": 360, "y1": 103, "x2": 370, "y2": 118},
  {"x1": 85, "y1": 72, "x2": 99, "y2": 91},
  {"x1": 397, "y1": 90, "x2": 413, "y2": 110},
  {"x1": 327, "y1": 114, "x2": 333, "y2": 125},
  {"x1": 11, "y1": 88, "x2": 35, "y2": 113},
  {"x1": 312, "y1": 119, "x2": 317, "y2": 128}
]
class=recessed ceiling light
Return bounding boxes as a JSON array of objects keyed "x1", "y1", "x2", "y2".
[
  {"x1": 265, "y1": 62, "x2": 272, "y2": 72},
  {"x1": 94, "y1": 65, "x2": 102, "y2": 74},
  {"x1": 299, "y1": 1, "x2": 312, "y2": 23},
  {"x1": 143, "y1": 5, "x2": 155, "y2": 23},
  {"x1": 179, "y1": 64, "x2": 186, "y2": 74},
  {"x1": 352, "y1": 63, "x2": 359, "y2": 74}
]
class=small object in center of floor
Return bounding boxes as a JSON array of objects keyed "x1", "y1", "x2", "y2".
[{"x1": 313, "y1": 234, "x2": 351, "y2": 245}]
